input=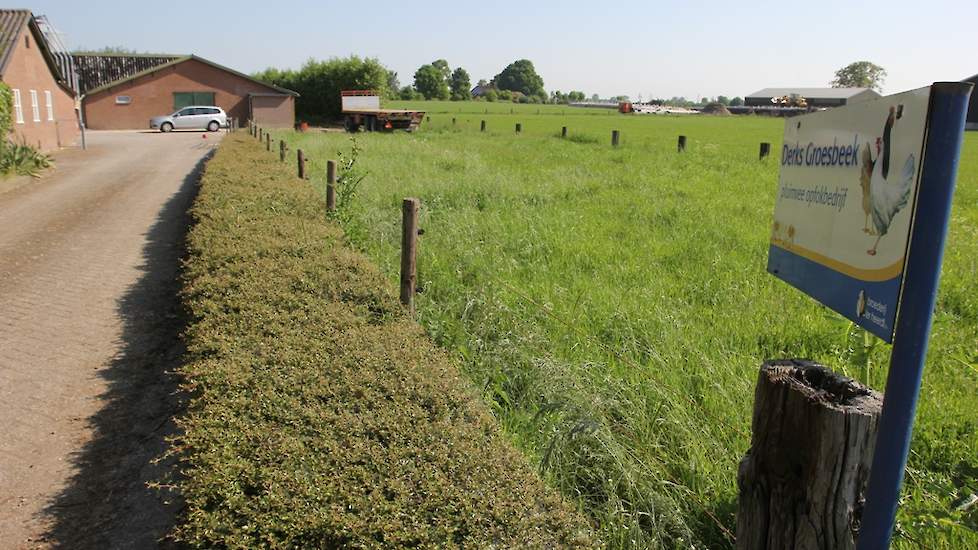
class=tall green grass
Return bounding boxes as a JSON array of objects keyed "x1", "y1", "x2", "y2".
[{"x1": 278, "y1": 105, "x2": 978, "y2": 548}]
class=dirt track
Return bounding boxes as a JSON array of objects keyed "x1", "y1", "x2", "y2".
[{"x1": 0, "y1": 130, "x2": 221, "y2": 548}]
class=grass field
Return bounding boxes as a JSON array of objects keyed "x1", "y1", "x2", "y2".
[{"x1": 276, "y1": 101, "x2": 978, "y2": 548}]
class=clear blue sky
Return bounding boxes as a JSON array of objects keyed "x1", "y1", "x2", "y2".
[{"x1": 30, "y1": 0, "x2": 978, "y2": 100}]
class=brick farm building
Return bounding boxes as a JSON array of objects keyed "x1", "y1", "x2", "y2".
[
  {"x1": 82, "y1": 55, "x2": 297, "y2": 130},
  {"x1": 0, "y1": 9, "x2": 80, "y2": 151}
]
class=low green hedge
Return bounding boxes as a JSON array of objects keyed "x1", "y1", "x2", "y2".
[{"x1": 172, "y1": 134, "x2": 595, "y2": 548}]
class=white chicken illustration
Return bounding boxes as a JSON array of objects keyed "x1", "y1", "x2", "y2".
[{"x1": 858, "y1": 105, "x2": 915, "y2": 256}]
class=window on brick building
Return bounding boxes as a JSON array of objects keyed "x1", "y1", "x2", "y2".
[
  {"x1": 13, "y1": 89, "x2": 24, "y2": 124},
  {"x1": 30, "y1": 90, "x2": 40, "y2": 122}
]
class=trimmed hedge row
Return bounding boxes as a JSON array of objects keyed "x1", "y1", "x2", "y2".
[{"x1": 172, "y1": 134, "x2": 595, "y2": 548}]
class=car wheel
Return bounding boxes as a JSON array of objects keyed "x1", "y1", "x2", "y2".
[
  {"x1": 207, "y1": 121, "x2": 219, "y2": 132},
  {"x1": 160, "y1": 122, "x2": 173, "y2": 133}
]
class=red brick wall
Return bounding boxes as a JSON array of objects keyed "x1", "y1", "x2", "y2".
[
  {"x1": 4, "y1": 27, "x2": 80, "y2": 151},
  {"x1": 83, "y1": 58, "x2": 295, "y2": 130}
]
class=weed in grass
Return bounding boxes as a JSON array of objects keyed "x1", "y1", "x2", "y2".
[{"x1": 564, "y1": 133, "x2": 600, "y2": 145}]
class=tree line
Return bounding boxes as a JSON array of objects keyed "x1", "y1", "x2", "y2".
[
  {"x1": 407, "y1": 58, "x2": 553, "y2": 104},
  {"x1": 253, "y1": 56, "x2": 886, "y2": 122},
  {"x1": 252, "y1": 56, "x2": 586, "y2": 120}
]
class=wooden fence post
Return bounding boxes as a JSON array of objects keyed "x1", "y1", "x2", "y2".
[
  {"x1": 612, "y1": 130, "x2": 620, "y2": 147},
  {"x1": 297, "y1": 149, "x2": 305, "y2": 179},
  {"x1": 515, "y1": 123, "x2": 522, "y2": 133},
  {"x1": 561, "y1": 126, "x2": 567, "y2": 138},
  {"x1": 759, "y1": 142, "x2": 771, "y2": 160},
  {"x1": 736, "y1": 359, "x2": 881, "y2": 550},
  {"x1": 258, "y1": 127, "x2": 263, "y2": 141},
  {"x1": 481, "y1": 120, "x2": 486, "y2": 132},
  {"x1": 266, "y1": 133, "x2": 271, "y2": 152},
  {"x1": 326, "y1": 160, "x2": 337, "y2": 211},
  {"x1": 678, "y1": 135, "x2": 686, "y2": 152},
  {"x1": 452, "y1": 117, "x2": 456, "y2": 125},
  {"x1": 280, "y1": 140, "x2": 286, "y2": 162},
  {"x1": 400, "y1": 198, "x2": 420, "y2": 315}
]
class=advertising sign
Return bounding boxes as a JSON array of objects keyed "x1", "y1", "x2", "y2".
[{"x1": 767, "y1": 87, "x2": 931, "y2": 342}]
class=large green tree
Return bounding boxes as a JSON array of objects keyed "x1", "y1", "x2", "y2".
[
  {"x1": 450, "y1": 67, "x2": 471, "y2": 101},
  {"x1": 493, "y1": 59, "x2": 545, "y2": 98},
  {"x1": 432, "y1": 59, "x2": 451, "y2": 81},
  {"x1": 386, "y1": 70, "x2": 400, "y2": 97},
  {"x1": 252, "y1": 56, "x2": 389, "y2": 122},
  {"x1": 831, "y1": 61, "x2": 886, "y2": 91},
  {"x1": 414, "y1": 64, "x2": 450, "y2": 100}
]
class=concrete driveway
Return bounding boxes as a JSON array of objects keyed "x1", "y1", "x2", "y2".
[{"x1": 0, "y1": 130, "x2": 222, "y2": 548}]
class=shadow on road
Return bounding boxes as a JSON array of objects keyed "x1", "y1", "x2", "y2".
[{"x1": 41, "y1": 152, "x2": 213, "y2": 548}]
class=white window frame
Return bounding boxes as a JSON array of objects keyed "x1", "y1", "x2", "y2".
[
  {"x1": 44, "y1": 90, "x2": 53, "y2": 121},
  {"x1": 29, "y1": 89, "x2": 40, "y2": 122},
  {"x1": 13, "y1": 89, "x2": 23, "y2": 124}
]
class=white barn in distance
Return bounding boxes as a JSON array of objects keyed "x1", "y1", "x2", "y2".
[{"x1": 746, "y1": 87, "x2": 882, "y2": 108}]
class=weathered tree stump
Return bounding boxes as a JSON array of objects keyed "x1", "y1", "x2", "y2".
[{"x1": 737, "y1": 360, "x2": 882, "y2": 550}]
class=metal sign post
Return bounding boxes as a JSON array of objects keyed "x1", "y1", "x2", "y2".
[
  {"x1": 857, "y1": 81, "x2": 972, "y2": 549},
  {"x1": 766, "y1": 81, "x2": 972, "y2": 547}
]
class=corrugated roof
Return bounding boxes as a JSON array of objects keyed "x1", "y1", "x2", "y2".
[
  {"x1": 0, "y1": 9, "x2": 74, "y2": 96},
  {"x1": 0, "y1": 9, "x2": 32, "y2": 75},
  {"x1": 747, "y1": 87, "x2": 880, "y2": 99},
  {"x1": 85, "y1": 54, "x2": 298, "y2": 97},
  {"x1": 74, "y1": 53, "x2": 182, "y2": 94}
]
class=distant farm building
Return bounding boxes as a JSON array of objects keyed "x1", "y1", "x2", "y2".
[
  {"x1": 0, "y1": 9, "x2": 80, "y2": 151},
  {"x1": 745, "y1": 87, "x2": 881, "y2": 108},
  {"x1": 965, "y1": 74, "x2": 978, "y2": 130},
  {"x1": 470, "y1": 84, "x2": 492, "y2": 98},
  {"x1": 81, "y1": 54, "x2": 297, "y2": 129}
]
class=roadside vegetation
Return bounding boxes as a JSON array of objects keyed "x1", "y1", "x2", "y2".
[
  {"x1": 172, "y1": 133, "x2": 595, "y2": 547},
  {"x1": 278, "y1": 104, "x2": 978, "y2": 548}
]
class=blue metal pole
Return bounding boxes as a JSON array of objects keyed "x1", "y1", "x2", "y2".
[{"x1": 857, "y1": 81, "x2": 973, "y2": 549}]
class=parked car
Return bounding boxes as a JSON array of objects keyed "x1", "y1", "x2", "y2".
[{"x1": 151, "y1": 106, "x2": 227, "y2": 132}]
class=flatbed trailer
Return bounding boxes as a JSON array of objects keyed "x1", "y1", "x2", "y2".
[{"x1": 341, "y1": 90, "x2": 425, "y2": 132}]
